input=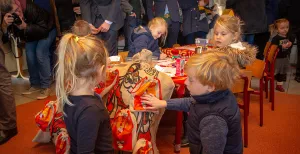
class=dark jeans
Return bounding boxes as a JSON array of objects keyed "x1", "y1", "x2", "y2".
[
  {"x1": 25, "y1": 29, "x2": 57, "y2": 89},
  {"x1": 242, "y1": 34, "x2": 255, "y2": 45},
  {"x1": 254, "y1": 32, "x2": 270, "y2": 60},
  {"x1": 185, "y1": 31, "x2": 207, "y2": 45},
  {"x1": 164, "y1": 21, "x2": 180, "y2": 48},
  {"x1": 124, "y1": 16, "x2": 143, "y2": 51},
  {"x1": 0, "y1": 50, "x2": 16, "y2": 130},
  {"x1": 96, "y1": 29, "x2": 118, "y2": 56}
]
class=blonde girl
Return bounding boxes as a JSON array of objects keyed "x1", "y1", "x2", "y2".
[
  {"x1": 128, "y1": 17, "x2": 168, "y2": 59},
  {"x1": 269, "y1": 18, "x2": 294, "y2": 92},
  {"x1": 55, "y1": 33, "x2": 113, "y2": 153},
  {"x1": 213, "y1": 15, "x2": 257, "y2": 68}
]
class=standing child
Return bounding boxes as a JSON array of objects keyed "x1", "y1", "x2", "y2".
[
  {"x1": 55, "y1": 34, "x2": 113, "y2": 153},
  {"x1": 269, "y1": 18, "x2": 294, "y2": 92},
  {"x1": 213, "y1": 15, "x2": 257, "y2": 68},
  {"x1": 142, "y1": 51, "x2": 243, "y2": 154},
  {"x1": 128, "y1": 17, "x2": 168, "y2": 59}
]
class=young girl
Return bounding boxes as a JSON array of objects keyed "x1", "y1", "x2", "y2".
[
  {"x1": 269, "y1": 18, "x2": 294, "y2": 92},
  {"x1": 128, "y1": 17, "x2": 168, "y2": 59},
  {"x1": 55, "y1": 34, "x2": 113, "y2": 153},
  {"x1": 142, "y1": 51, "x2": 243, "y2": 154},
  {"x1": 213, "y1": 15, "x2": 257, "y2": 68}
]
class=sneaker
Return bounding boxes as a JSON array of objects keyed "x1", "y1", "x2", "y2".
[
  {"x1": 275, "y1": 85, "x2": 285, "y2": 92},
  {"x1": 22, "y1": 87, "x2": 41, "y2": 95},
  {"x1": 0, "y1": 128, "x2": 18, "y2": 145},
  {"x1": 36, "y1": 88, "x2": 50, "y2": 100}
]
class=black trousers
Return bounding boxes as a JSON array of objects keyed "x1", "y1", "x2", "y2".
[
  {"x1": 254, "y1": 32, "x2": 270, "y2": 60},
  {"x1": 291, "y1": 25, "x2": 300, "y2": 77},
  {"x1": 164, "y1": 21, "x2": 180, "y2": 48},
  {"x1": 96, "y1": 29, "x2": 119, "y2": 56},
  {"x1": 0, "y1": 49, "x2": 17, "y2": 130}
]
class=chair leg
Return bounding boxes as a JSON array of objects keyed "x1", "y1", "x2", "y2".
[
  {"x1": 264, "y1": 78, "x2": 268, "y2": 99},
  {"x1": 270, "y1": 78, "x2": 275, "y2": 111},
  {"x1": 174, "y1": 111, "x2": 183, "y2": 153},
  {"x1": 259, "y1": 79, "x2": 264, "y2": 126},
  {"x1": 244, "y1": 105, "x2": 248, "y2": 148}
]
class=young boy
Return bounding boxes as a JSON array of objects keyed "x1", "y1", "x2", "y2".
[{"x1": 141, "y1": 51, "x2": 243, "y2": 154}]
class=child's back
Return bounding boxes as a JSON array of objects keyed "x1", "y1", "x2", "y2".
[{"x1": 64, "y1": 95, "x2": 113, "y2": 154}]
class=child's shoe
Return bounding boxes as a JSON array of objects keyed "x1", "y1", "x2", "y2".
[{"x1": 275, "y1": 85, "x2": 285, "y2": 92}]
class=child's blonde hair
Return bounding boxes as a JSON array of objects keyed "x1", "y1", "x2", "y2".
[
  {"x1": 269, "y1": 18, "x2": 289, "y2": 36},
  {"x1": 55, "y1": 33, "x2": 108, "y2": 107},
  {"x1": 185, "y1": 51, "x2": 240, "y2": 90},
  {"x1": 215, "y1": 15, "x2": 242, "y2": 41},
  {"x1": 148, "y1": 17, "x2": 168, "y2": 46},
  {"x1": 72, "y1": 20, "x2": 91, "y2": 37}
]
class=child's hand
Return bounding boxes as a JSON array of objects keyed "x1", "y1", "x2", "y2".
[
  {"x1": 160, "y1": 53, "x2": 167, "y2": 60},
  {"x1": 141, "y1": 94, "x2": 167, "y2": 110},
  {"x1": 286, "y1": 41, "x2": 292, "y2": 48},
  {"x1": 89, "y1": 24, "x2": 99, "y2": 34}
]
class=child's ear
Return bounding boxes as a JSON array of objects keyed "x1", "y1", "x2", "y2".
[
  {"x1": 234, "y1": 32, "x2": 239, "y2": 41},
  {"x1": 207, "y1": 85, "x2": 215, "y2": 93}
]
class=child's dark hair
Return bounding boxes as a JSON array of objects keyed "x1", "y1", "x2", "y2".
[
  {"x1": 72, "y1": 20, "x2": 92, "y2": 37},
  {"x1": 269, "y1": 18, "x2": 289, "y2": 36}
]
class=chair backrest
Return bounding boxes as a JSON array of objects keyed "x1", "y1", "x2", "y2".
[
  {"x1": 266, "y1": 45, "x2": 278, "y2": 64},
  {"x1": 231, "y1": 70, "x2": 252, "y2": 93},
  {"x1": 118, "y1": 51, "x2": 129, "y2": 62},
  {"x1": 263, "y1": 42, "x2": 271, "y2": 57},
  {"x1": 172, "y1": 44, "x2": 181, "y2": 47},
  {"x1": 245, "y1": 59, "x2": 265, "y2": 79}
]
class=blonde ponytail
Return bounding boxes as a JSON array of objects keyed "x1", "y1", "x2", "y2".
[{"x1": 55, "y1": 33, "x2": 108, "y2": 109}]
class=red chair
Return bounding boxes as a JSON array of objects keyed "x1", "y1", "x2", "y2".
[
  {"x1": 264, "y1": 44, "x2": 279, "y2": 111},
  {"x1": 231, "y1": 71, "x2": 251, "y2": 147},
  {"x1": 246, "y1": 59, "x2": 266, "y2": 126}
]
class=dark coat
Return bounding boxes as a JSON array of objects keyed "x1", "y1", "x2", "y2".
[
  {"x1": 146, "y1": 0, "x2": 180, "y2": 22},
  {"x1": 128, "y1": 26, "x2": 160, "y2": 57},
  {"x1": 279, "y1": 0, "x2": 300, "y2": 26},
  {"x1": 226, "y1": 0, "x2": 268, "y2": 34},
  {"x1": 178, "y1": 0, "x2": 209, "y2": 36},
  {"x1": 3, "y1": 0, "x2": 54, "y2": 43},
  {"x1": 80, "y1": 0, "x2": 124, "y2": 31}
]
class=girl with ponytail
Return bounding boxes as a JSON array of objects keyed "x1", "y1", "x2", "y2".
[{"x1": 55, "y1": 33, "x2": 113, "y2": 153}]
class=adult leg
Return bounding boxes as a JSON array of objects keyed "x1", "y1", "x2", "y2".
[
  {"x1": 99, "y1": 29, "x2": 119, "y2": 56},
  {"x1": 294, "y1": 28, "x2": 300, "y2": 82},
  {"x1": 185, "y1": 32, "x2": 195, "y2": 45},
  {"x1": 254, "y1": 32, "x2": 270, "y2": 60},
  {"x1": 243, "y1": 34, "x2": 255, "y2": 45},
  {"x1": 25, "y1": 41, "x2": 40, "y2": 87},
  {"x1": 35, "y1": 29, "x2": 57, "y2": 89},
  {"x1": 0, "y1": 64, "x2": 17, "y2": 144},
  {"x1": 124, "y1": 16, "x2": 138, "y2": 51},
  {"x1": 165, "y1": 21, "x2": 180, "y2": 48},
  {"x1": 195, "y1": 31, "x2": 207, "y2": 39}
]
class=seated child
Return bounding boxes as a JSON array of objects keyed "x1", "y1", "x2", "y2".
[
  {"x1": 269, "y1": 18, "x2": 295, "y2": 92},
  {"x1": 212, "y1": 15, "x2": 257, "y2": 68},
  {"x1": 142, "y1": 51, "x2": 243, "y2": 154},
  {"x1": 128, "y1": 17, "x2": 168, "y2": 59}
]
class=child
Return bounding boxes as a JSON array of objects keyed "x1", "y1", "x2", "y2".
[
  {"x1": 213, "y1": 15, "x2": 257, "y2": 68},
  {"x1": 128, "y1": 17, "x2": 168, "y2": 59},
  {"x1": 55, "y1": 33, "x2": 113, "y2": 153},
  {"x1": 269, "y1": 18, "x2": 294, "y2": 92},
  {"x1": 71, "y1": 20, "x2": 91, "y2": 37},
  {"x1": 142, "y1": 51, "x2": 243, "y2": 154}
]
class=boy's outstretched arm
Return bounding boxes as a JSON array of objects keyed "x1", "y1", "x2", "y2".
[{"x1": 142, "y1": 94, "x2": 192, "y2": 112}]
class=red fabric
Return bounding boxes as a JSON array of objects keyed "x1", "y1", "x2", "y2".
[
  {"x1": 111, "y1": 110, "x2": 134, "y2": 151},
  {"x1": 161, "y1": 48, "x2": 195, "y2": 58}
]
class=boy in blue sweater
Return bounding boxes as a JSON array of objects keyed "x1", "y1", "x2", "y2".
[{"x1": 142, "y1": 51, "x2": 243, "y2": 154}]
